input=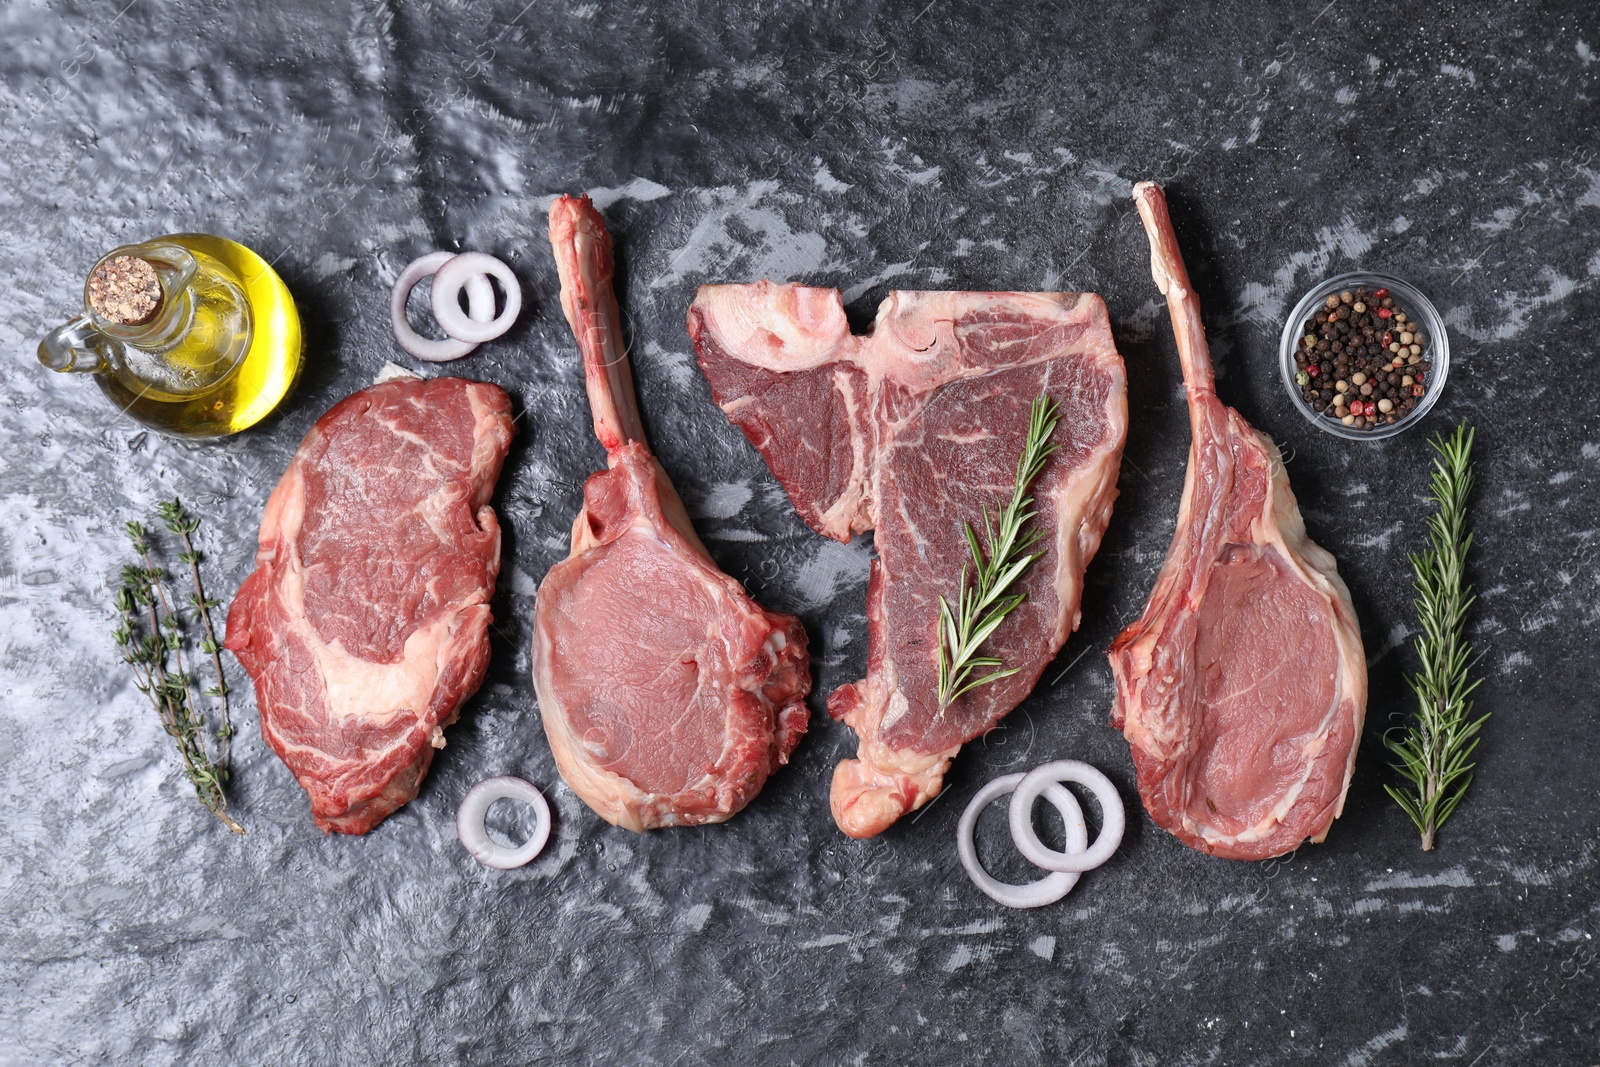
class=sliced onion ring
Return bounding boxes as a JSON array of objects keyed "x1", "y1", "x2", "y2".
[
  {"x1": 431, "y1": 252, "x2": 521, "y2": 344},
  {"x1": 391, "y1": 251, "x2": 496, "y2": 362},
  {"x1": 457, "y1": 776, "x2": 551, "y2": 869},
  {"x1": 958, "y1": 772, "x2": 1089, "y2": 909},
  {"x1": 1008, "y1": 760, "x2": 1125, "y2": 874}
]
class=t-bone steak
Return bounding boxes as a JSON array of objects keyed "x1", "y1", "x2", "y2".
[
  {"x1": 226, "y1": 376, "x2": 514, "y2": 835},
  {"x1": 532, "y1": 195, "x2": 811, "y2": 832},
  {"x1": 689, "y1": 283, "x2": 1127, "y2": 838},
  {"x1": 1108, "y1": 182, "x2": 1367, "y2": 860}
]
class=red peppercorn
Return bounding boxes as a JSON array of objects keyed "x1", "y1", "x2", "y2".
[
  {"x1": 1307, "y1": 364, "x2": 1319, "y2": 377},
  {"x1": 1382, "y1": 332, "x2": 1393, "y2": 346},
  {"x1": 1412, "y1": 385, "x2": 1424, "y2": 397},
  {"x1": 1377, "y1": 306, "x2": 1393, "y2": 319},
  {"x1": 1415, "y1": 372, "x2": 1425, "y2": 384},
  {"x1": 1373, "y1": 288, "x2": 1389, "y2": 299}
]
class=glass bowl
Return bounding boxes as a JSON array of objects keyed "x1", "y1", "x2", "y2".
[{"x1": 1278, "y1": 271, "x2": 1449, "y2": 441}]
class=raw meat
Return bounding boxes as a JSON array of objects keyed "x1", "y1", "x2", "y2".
[
  {"x1": 532, "y1": 195, "x2": 811, "y2": 832},
  {"x1": 689, "y1": 283, "x2": 1127, "y2": 838},
  {"x1": 1108, "y1": 182, "x2": 1367, "y2": 860},
  {"x1": 226, "y1": 376, "x2": 515, "y2": 835}
]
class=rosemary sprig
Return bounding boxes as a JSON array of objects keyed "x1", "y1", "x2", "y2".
[
  {"x1": 936, "y1": 394, "x2": 1061, "y2": 712},
  {"x1": 1384, "y1": 424, "x2": 1483, "y2": 851},
  {"x1": 113, "y1": 499, "x2": 243, "y2": 834}
]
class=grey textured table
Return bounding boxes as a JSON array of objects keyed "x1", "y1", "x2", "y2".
[{"x1": 3, "y1": 1, "x2": 1598, "y2": 1064}]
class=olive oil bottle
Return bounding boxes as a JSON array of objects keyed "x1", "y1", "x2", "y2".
[{"x1": 39, "y1": 234, "x2": 302, "y2": 438}]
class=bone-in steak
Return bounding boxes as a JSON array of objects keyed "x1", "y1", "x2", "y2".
[
  {"x1": 1109, "y1": 183, "x2": 1367, "y2": 860},
  {"x1": 533, "y1": 196, "x2": 811, "y2": 831},
  {"x1": 226, "y1": 377, "x2": 514, "y2": 835},
  {"x1": 689, "y1": 284, "x2": 1127, "y2": 838}
]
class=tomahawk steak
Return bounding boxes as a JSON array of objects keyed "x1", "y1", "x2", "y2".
[
  {"x1": 690, "y1": 283, "x2": 1127, "y2": 838},
  {"x1": 533, "y1": 195, "x2": 811, "y2": 832},
  {"x1": 1108, "y1": 182, "x2": 1367, "y2": 860},
  {"x1": 227, "y1": 376, "x2": 515, "y2": 834}
]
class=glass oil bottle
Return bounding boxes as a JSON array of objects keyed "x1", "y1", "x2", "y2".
[{"x1": 39, "y1": 234, "x2": 303, "y2": 438}]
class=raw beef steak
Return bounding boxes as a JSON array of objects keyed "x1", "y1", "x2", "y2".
[
  {"x1": 1109, "y1": 182, "x2": 1367, "y2": 860},
  {"x1": 533, "y1": 195, "x2": 811, "y2": 831},
  {"x1": 690, "y1": 284, "x2": 1127, "y2": 838},
  {"x1": 227, "y1": 377, "x2": 514, "y2": 835}
]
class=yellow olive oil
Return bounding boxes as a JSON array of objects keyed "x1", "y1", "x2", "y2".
[{"x1": 94, "y1": 234, "x2": 302, "y2": 438}]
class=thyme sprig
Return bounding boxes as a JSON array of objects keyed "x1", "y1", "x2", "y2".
[
  {"x1": 113, "y1": 499, "x2": 243, "y2": 834},
  {"x1": 936, "y1": 394, "x2": 1061, "y2": 712},
  {"x1": 1384, "y1": 424, "x2": 1483, "y2": 851}
]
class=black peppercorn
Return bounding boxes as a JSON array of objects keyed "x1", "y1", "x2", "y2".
[{"x1": 1300, "y1": 285, "x2": 1432, "y2": 432}]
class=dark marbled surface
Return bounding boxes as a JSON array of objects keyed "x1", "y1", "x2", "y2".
[{"x1": 3, "y1": 1, "x2": 1598, "y2": 1063}]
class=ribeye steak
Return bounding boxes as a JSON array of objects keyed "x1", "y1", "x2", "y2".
[
  {"x1": 533, "y1": 195, "x2": 811, "y2": 832},
  {"x1": 689, "y1": 283, "x2": 1127, "y2": 838},
  {"x1": 227, "y1": 376, "x2": 515, "y2": 834},
  {"x1": 1108, "y1": 182, "x2": 1367, "y2": 860}
]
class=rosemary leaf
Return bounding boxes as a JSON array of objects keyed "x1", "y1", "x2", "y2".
[
  {"x1": 936, "y1": 394, "x2": 1061, "y2": 712},
  {"x1": 1384, "y1": 424, "x2": 1480, "y2": 851}
]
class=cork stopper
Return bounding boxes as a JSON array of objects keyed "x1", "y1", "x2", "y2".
[{"x1": 88, "y1": 255, "x2": 163, "y2": 326}]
